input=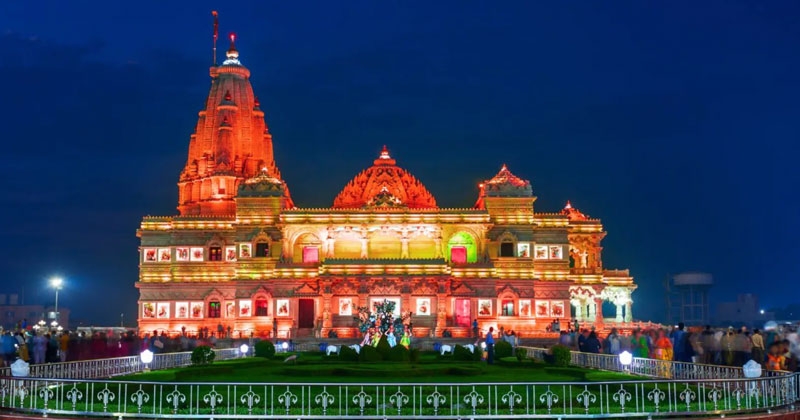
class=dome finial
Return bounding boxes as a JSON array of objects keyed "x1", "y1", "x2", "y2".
[
  {"x1": 564, "y1": 200, "x2": 572, "y2": 209},
  {"x1": 223, "y1": 32, "x2": 241, "y2": 65},
  {"x1": 379, "y1": 145, "x2": 391, "y2": 159}
]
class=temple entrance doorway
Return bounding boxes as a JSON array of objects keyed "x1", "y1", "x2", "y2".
[
  {"x1": 298, "y1": 299, "x2": 315, "y2": 328},
  {"x1": 455, "y1": 298, "x2": 471, "y2": 327}
]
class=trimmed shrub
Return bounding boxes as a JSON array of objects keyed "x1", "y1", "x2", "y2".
[
  {"x1": 191, "y1": 345, "x2": 215, "y2": 365},
  {"x1": 454, "y1": 345, "x2": 475, "y2": 362},
  {"x1": 254, "y1": 340, "x2": 275, "y2": 359},
  {"x1": 409, "y1": 348, "x2": 420, "y2": 363},
  {"x1": 359, "y1": 344, "x2": 383, "y2": 362},
  {"x1": 495, "y1": 341, "x2": 513, "y2": 359},
  {"x1": 375, "y1": 336, "x2": 392, "y2": 360},
  {"x1": 550, "y1": 345, "x2": 571, "y2": 367},
  {"x1": 387, "y1": 344, "x2": 410, "y2": 362},
  {"x1": 515, "y1": 347, "x2": 528, "y2": 361},
  {"x1": 338, "y1": 346, "x2": 359, "y2": 362}
]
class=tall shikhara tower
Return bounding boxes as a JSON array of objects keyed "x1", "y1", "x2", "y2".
[{"x1": 178, "y1": 34, "x2": 292, "y2": 215}]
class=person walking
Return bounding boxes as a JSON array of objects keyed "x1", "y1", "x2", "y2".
[
  {"x1": 485, "y1": 327, "x2": 495, "y2": 365},
  {"x1": 472, "y1": 319, "x2": 479, "y2": 339}
]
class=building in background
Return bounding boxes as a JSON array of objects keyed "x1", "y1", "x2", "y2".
[
  {"x1": 665, "y1": 272, "x2": 713, "y2": 326},
  {"x1": 0, "y1": 293, "x2": 71, "y2": 330},
  {"x1": 715, "y1": 293, "x2": 775, "y2": 327},
  {"x1": 135, "y1": 33, "x2": 638, "y2": 338}
]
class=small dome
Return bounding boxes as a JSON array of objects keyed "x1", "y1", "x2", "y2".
[
  {"x1": 332, "y1": 146, "x2": 437, "y2": 209},
  {"x1": 560, "y1": 200, "x2": 589, "y2": 221},
  {"x1": 482, "y1": 164, "x2": 532, "y2": 197}
]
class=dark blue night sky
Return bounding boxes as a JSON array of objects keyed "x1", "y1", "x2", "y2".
[{"x1": 1, "y1": 1, "x2": 798, "y2": 325}]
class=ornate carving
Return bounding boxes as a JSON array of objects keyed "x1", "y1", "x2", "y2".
[
  {"x1": 451, "y1": 282, "x2": 476, "y2": 296},
  {"x1": 412, "y1": 280, "x2": 436, "y2": 296},
  {"x1": 561, "y1": 201, "x2": 589, "y2": 221},
  {"x1": 294, "y1": 282, "x2": 319, "y2": 296},
  {"x1": 331, "y1": 279, "x2": 357, "y2": 295},
  {"x1": 370, "y1": 278, "x2": 400, "y2": 295}
]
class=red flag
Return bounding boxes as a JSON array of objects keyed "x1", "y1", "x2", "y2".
[{"x1": 212, "y1": 11, "x2": 219, "y2": 41}]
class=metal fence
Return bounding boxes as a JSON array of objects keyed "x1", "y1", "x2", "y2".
[
  {"x1": 0, "y1": 346, "x2": 797, "y2": 419},
  {"x1": 0, "y1": 348, "x2": 240, "y2": 380}
]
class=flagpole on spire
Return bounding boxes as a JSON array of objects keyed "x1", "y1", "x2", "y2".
[{"x1": 212, "y1": 11, "x2": 219, "y2": 66}]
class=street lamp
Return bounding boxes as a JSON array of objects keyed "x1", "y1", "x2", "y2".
[
  {"x1": 239, "y1": 344, "x2": 249, "y2": 357},
  {"x1": 619, "y1": 351, "x2": 633, "y2": 373},
  {"x1": 50, "y1": 277, "x2": 63, "y2": 325}
]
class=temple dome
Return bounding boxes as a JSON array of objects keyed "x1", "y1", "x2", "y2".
[{"x1": 332, "y1": 146, "x2": 437, "y2": 209}]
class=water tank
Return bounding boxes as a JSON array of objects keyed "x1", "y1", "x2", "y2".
[{"x1": 673, "y1": 272, "x2": 713, "y2": 286}]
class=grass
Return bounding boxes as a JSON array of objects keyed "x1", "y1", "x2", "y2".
[{"x1": 116, "y1": 353, "x2": 636, "y2": 384}]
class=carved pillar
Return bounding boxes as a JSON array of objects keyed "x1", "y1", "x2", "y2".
[
  {"x1": 435, "y1": 279, "x2": 448, "y2": 337},
  {"x1": 322, "y1": 293, "x2": 332, "y2": 335},
  {"x1": 615, "y1": 304, "x2": 623, "y2": 323},
  {"x1": 481, "y1": 238, "x2": 489, "y2": 260},
  {"x1": 594, "y1": 297, "x2": 604, "y2": 325},
  {"x1": 571, "y1": 300, "x2": 582, "y2": 320},
  {"x1": 282, "y1": 237, "x2": 290, "y2": 260},
  {"x1": 400, "y1": 237, "x2": 409, "y2": 259},
  {"x1": 588, "y1": 300, "x2": 596, "y2": 321},
  {"x1": 434, "y1": 236, "x2": 443, "y2": 259},
  {"x1": 326, "y1": 238, "x2": 335, "y2": 258},
  {"x1": 625, "y1": 301, "x2": 632, "y2": 323}
]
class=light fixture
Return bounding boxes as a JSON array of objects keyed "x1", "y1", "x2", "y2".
[
  {"x1": 480, "y1": 342, "x2": 486, "y2": 349},
  {"x1": 239, "y1": 343, "x2": 249, "y2": 356},
  {"x1": 140, "y1": 350, "x2": 154, "y2": 372},
  {"x1": 281, "y1": 342, "x2": 289, "y2": 351},
  {"x1": 50, "y1": 321, "x2": 58, "y2": 328},
  {"x1": 619, "y1": 351, "x2": 633, "y2": 367},
  {"x1": 760, "y1": 309, "x2": 765, "y2": 315}
]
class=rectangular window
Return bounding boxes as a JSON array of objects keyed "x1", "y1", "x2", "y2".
[
  {"x1": 303, "y1": 246, "x2": 319, "y2": 263},
  {"x1": 500, "y1": 242, "x2": 515, "y2": 257},
  {"x1": 208, "y1": 301, "x2": 221, "y2": 318},
  {"x1": 209, "y1": 247, "x2": 223, "y2": 261},
  {"x1": 256, "y1": 242, "x2": 270, "y2": 258},
  {"x1": 255, "y1": 299, "x2": 268, "y2": 316},
  {"x1": 502, "y1": 300, "x2": 514, "y2": 316}
]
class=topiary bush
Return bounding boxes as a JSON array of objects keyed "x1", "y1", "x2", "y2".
[
  {"x1": 550, "y1": 344, "x2": 571, "y2": 367},
  {"x1": 387, "y1": 344, "x2": 410, "y2": 362},
  {"x1": 515, "y1": 347, "x2": 528, "y2": 361},
  {"x1": 338, "y1": 345, "x2": 359, "y2": 362},
  {"x1": 454, "y1": 345, "x2": 475, "y2": 362},
  {"x1": 359, "y1": 344, "x2": 383, "y2": 362},
  {"x1": 375, "y1": 336, "x2": 392, "y2": 360},
  {"x1": 191, "y1": 345, "x2": 215, "y2": 365},
  {"x1": 495, "y1": 341, "x2": 513, "y2": 359},
  {"x1": 254, "y1": 340, "x2": 275, "y2": 359}
]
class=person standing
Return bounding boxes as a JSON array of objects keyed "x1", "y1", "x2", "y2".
[
  {"x1": 485, "y1": 327, "x2": 495, "y2": 365},
  {"x1": 751, "y1": 329, "x2": 765, "y2": 364},
  {"x1": 472, "y1": 319, "x2": 478, "y2": 339},
  {"x1": 59, "y1": 331, "x2": 70, "y2": 362}
]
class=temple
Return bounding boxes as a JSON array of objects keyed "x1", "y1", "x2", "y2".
[{"x1": 136, "y1": 35, "x2": 637, "y2": 338}]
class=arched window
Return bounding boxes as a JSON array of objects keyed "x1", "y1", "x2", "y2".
[{"x1": 208, "y1": 301, "x2": 221, "y2": 318}]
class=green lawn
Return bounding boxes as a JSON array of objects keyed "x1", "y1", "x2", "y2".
[{"x1": 118, "y1": 353, "x2": 635, "y2": 384}]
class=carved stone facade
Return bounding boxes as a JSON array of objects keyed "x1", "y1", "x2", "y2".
[{"x1": 136, "y1": 41, "x2": 637, "y2": 338}]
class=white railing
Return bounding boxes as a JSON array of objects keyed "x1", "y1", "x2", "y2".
[
  {"x1": 0, "y1": 375, "x2": 795, "y2": 418},
  {"x1": 0, "y1": 348, "x2": 239, "y2": 380},
  {"x1": 0, "y1": 346, "x2": 797, "y2": 418}
]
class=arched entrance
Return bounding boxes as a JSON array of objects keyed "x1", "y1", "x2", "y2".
[{"x1": 447, "y1": 232, "x2": 477, "y2": 263}]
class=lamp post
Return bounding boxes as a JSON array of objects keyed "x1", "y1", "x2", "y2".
[{"x1": 50, "y1": 277, "x2": 63, "y2": 325}]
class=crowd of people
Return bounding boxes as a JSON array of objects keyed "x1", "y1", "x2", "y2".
[
  {"x1": 556, "y1": 323, "x2": 799, "y2": 372},
  {"x1": 0, "y1": 327, "x2": 224, "y2": 366}
]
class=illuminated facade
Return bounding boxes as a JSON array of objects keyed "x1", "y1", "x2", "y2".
[{"x1": 136, "y1": 39, "x2": 636, "y2": 338}]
